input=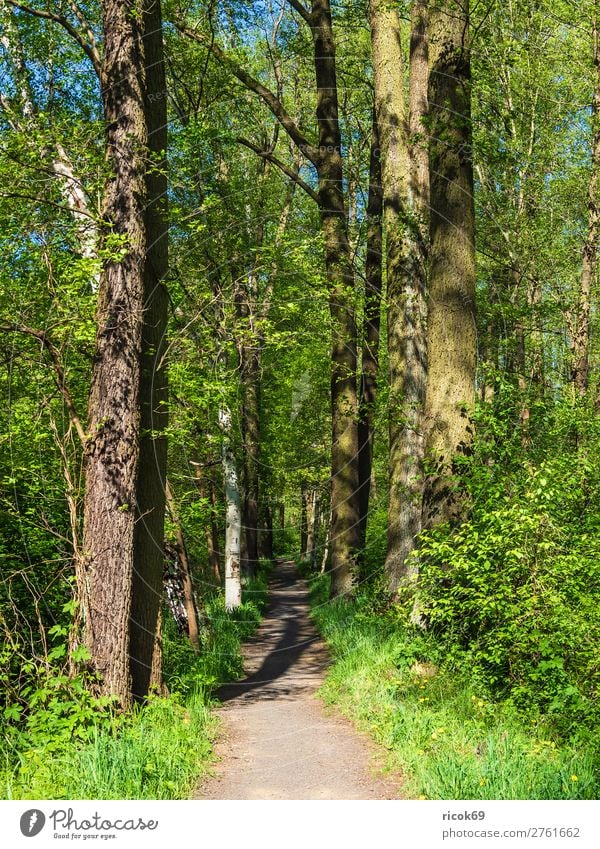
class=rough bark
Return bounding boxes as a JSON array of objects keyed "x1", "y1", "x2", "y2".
[
  {"x1": 80, "y1": 0, "x2": 169, "y2": 706},
  {"x1": 572, "y1": 5, "x2": 600, "y2": 395},
  {"x1": 310, "y1": 0, "x2": 360, "y2": 598},
  {"x1": 129, "y1": 0, "x2": 169, "y2": 701},
  {"x1": 300, "y1": 483, "x2": 308, "y2": 559},
  {"x1": 357, "y1": 108, "x2": 383, "y2": 560},
  {"x1": 368, "y1": 0, "x2": 429, "y2": 591},
  {"x1": 384, "y1": 0, "x2": 430, "y2": 590},
  {"x1": 422, "y1": 0, "x2": 476, "y2": 529}
]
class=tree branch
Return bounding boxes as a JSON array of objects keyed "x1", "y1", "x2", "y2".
[
  {"x1": 175, "y1": 21, "x2": 320, "y2": 166},
  {"x1": 6, "y1": 0, "x2": 102, "y2": 78},
  {"x1": 0, "y1": 324, "x2": 86, "y2": 445},
  {"x1": 237, "y1": 137, "x2": 319, "y2": 203},
  {"x1": 285, "y1": 0, "x2": 312, "y2": 26}
]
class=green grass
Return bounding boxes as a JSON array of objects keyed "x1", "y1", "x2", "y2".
[
  {"x1": 308, "y1": 572, "x2": 598, "y2": 800},
  {"x1": 1, "y1": 568, "x2": 270, "y2": 800}
]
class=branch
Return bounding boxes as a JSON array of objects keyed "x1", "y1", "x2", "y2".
[
  {"x1": 237, "y1": 137, "x2": 319, "y2": 203},
  {"x1": 285, "y1": 0, "x2": 312, "y2": 26},
  {"x1": 175, "y1": 21, "x2": 320, "y2": 166},
  {"x1": 0, "y1": 324, "x2": 86, "y2": 445},
  {"x1": 6, "y1": 0, "x2": 102, "y2": 78}
]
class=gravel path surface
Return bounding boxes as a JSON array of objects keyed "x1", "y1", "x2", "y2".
[{"x1": 195, "y1": 561, "x2": 402, "y2": 800}]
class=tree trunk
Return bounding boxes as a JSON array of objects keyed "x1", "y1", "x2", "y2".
[
  {"x1": 219, "y1": 407, "x2": 242, "y2": 610},
  {"x1": 422, "y1": 0, "x2": 476, "y2": 528},
  {"x1": 240, "y1": 345, "x2": 260, "y2": 579},
  {"x1": 129, "y1": 0, "x2": 169, "y2": 701},
  {"x1": 81, "y1": 0, "x2": 168, "y2": 708},
  {"x1": 165, "y1": 481, "x2": 200, "y2": 651},
  {"x1": 310, "y1": 0, "x2": 360, "y2": 598},
  {"x1": 572, "y1": 5, "x2": 600, "y2": 395},
  {"x1": 300, "y1": 482, "x2": 308, "y2": 559},
  {"x1": 369, "y1": 0, "x2": 429, "y2": 591},
  {"x1": 384, "y1": 0, "x2": 430, "y2": 590},
  {"x1": 357, "y1": 108, "x2": 383, "y2": 561},
  {"x1": 305, "y1": 488, "x2": 318, "y2": 565}
]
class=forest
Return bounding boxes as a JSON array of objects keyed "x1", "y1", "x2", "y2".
[{"x1": 0, "y1": 0, "x2": 599, "y2": 801}]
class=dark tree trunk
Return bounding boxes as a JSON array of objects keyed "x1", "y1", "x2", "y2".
[
  {"x1": 310, "y1": 0, "x2": 360, "y2": 598},
  {"x1": 240, "y1": 345, "x2": 260, "y2": 579},
  {"x1": 129, "y1": 0, "x2": 169, "y2": 700},
  {"x1": 80, "y1": 0, "x2": 168, "y2": 708},
  {"x1": 357, "y1": 108, "x2": 383, "y2": 562}
]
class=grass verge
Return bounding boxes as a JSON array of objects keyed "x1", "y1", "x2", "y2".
[
  {"x1": 1, "y1": 569, "x2": 269, "y2": 800},
  {"x1": 307, "y1": 571, "x2": 597, "y2": 800}
]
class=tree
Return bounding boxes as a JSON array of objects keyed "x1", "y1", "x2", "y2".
[
  {"x1": 368, "y1": 0, "x2": 429, "y2": 590},
  {"x1": 80, "y1": 0, "x2": 169, "y2": 706},
  {"x1": 572, "y1": 0, "x2": 600, "y2": 396},
  {"x1": 422, "y1": 0, "x2": 476, "y2": 529}
]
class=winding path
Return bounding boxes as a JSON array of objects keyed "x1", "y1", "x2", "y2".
[{"x1": 195, "y1": 561, "x2": 401, "y2": 800}]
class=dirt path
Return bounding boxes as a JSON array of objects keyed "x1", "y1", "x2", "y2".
[{"x1": 195, "y1": 561, "x2": 401, "y2": 800}]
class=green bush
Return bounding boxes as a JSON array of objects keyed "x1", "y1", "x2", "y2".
[
  {"x1": 417, "y1": 412, "x2": 600, "y2": 734},
  {"x1": 310, "y1": 577, "x2": 598, "y2": 800}
]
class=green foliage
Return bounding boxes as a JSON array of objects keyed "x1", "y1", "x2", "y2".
[
  {"x1": 1, "y1": 572, "x2": 269, "y2": 799},
  {"x1": 417, "y1": 402, "x2": 600, "y2": 734},
  {"x1": 2, "y1": 694, "x2": 214, "y2": 800},
  {"x1": 163, "y1": 571, "x2": 269, "y2": 698},
  {"x1": 310, "y1": 574, "x2": 598, "y2": 800}
]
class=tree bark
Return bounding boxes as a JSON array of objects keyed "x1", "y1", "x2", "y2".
[
  {"x1": 384, "y1": 0, "x2": 430, "y2": 590},
  {"x1": 81, "y1": 0, "x2": 168, "y2": 708},
  {"x1": 219, "y1": 407, "x2": 242, "y2": 610},
  {"x1": 572, "y1": 4, "x2": 600, "y2": 395},
  {"x1": 369, "y1": 0, "x2": 429, "y2": 591},
  {"x1": 422, "y1": 0, "x2": 476, "y2": 529},
  {"x1": 165, "y1": 481, "x2": 200, "y2": 651},
  {"x1": 310, "y1": 0, "x2": 360, "y2": 598},
  {"x1": 129, "y1": 0, "x2": 169, "y2": 701},
  {"x1": 357, "y1": 108, "x2": 383, "y2": 561}
]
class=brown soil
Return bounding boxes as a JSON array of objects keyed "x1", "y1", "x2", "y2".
[{"x1": 194, "y1": 561, "x2": 402, "y2": 800}]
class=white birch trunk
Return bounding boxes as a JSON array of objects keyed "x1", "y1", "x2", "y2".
[{"x1": 219, "y1": 407, "x2": 242, "y2": 610}]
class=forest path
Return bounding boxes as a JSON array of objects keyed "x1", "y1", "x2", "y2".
[{"x1": 194, "y1": 560, "x2": 401, "y2": 800}]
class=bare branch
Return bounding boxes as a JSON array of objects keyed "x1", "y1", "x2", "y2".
[
  {"x1": 0, "y1": 324, "x2": 86, "y2": 445},
  {"x1": 175, "y1": 20, "x2": 320, "y2": 166},
  {"x1": 237, "y1": 136, "x2": 319, "y2": 203},
  {"x1": 285, "y1": 0, "x2": 312, "y2": 26}
]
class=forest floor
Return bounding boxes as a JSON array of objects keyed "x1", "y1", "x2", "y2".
[{"x1": 194, "y1": 561, "x2": 402, "y2": 800}]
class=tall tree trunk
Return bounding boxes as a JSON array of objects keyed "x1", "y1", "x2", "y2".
[
  {"x1": 310, "y1": 0, "x2": 360, "y2": 598},
  {"x1": 81, "y1": 0, "x2": 168, "y2": 708},
  {"x1": 384, "y1": 0, "x2": 430, "y2": 590},
  {"x1": 357, "y1": 108, "x2": 383, "y2": 560},
  {"x1": 129, "y1": 0, "x2": 169, "y2": 700},
  {"x1": 369, "y1": 0, "x2": 429, "y2": 591},
  {"x1": 219, "y1": 407, "x2": 242, "y2": 610},
  {"x1": 422, "y1": 0, "x2": 476, "y2": 528},
  {"x1": 240, "y1": 345, "x2": 260, "y2": 579},
  {"x1": 572, "y1": 4, "x2": 600, "y2": 395}
]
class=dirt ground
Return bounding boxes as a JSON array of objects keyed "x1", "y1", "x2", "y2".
[{"x1": 194, "y1": 561, "x2": 402, "y2": 800}]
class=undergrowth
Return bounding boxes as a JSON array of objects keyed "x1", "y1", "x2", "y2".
[
  {"x1": 307, "y1": 572, "x2": 598, "y2": 800},
  {"x1": 1, "y1": 569, "x2": 269, "y2": 800}
]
